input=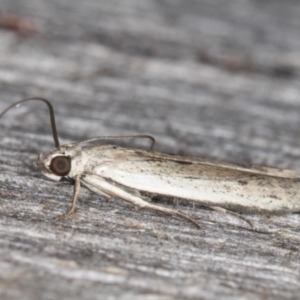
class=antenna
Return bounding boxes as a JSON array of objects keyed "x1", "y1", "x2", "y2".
[{"x1": 0, "y1": 97, "x2": 60, "y2": 147}]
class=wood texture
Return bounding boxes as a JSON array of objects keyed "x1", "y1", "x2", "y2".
[{"x1": 1, "y1": 0, "x2": 300, "y2": 299}]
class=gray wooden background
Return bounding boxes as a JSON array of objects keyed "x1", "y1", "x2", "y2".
[{"x1": 0, "y1": 0, "x2": 300, "y2": 299}]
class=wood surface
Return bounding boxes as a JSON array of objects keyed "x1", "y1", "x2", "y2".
[{"x1": 0, "y1": 0, "x2": 300, "y2": 299}]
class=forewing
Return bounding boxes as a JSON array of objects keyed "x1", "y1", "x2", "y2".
[{"x1": 83, "y1": 146, "x2": 300, "y2": 213}]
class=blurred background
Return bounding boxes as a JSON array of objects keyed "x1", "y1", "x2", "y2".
[
  {"x1": 0, "y1": 0, "x2": 300, "y2": 168},
  {"x1": 1, "y1": 1, "x2": 300, "y2": 299}
]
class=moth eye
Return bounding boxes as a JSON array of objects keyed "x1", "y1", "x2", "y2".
[{"x1": 49, "y1": 156, "x2": 71, "y2": 176}]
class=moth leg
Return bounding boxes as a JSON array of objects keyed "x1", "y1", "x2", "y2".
[
  {"x1": 208, "y1": 205, "x2": 256, "y2": 230},
  {"x1": 54, "y1": 175, "x2": 81, "y2": 220},
  {"x1": 145, "y1": 202, "x2": 200, "y2": 228},
  {"x1": 127, "y1": 196, "x2": 200, "y2": 228},
  {"x1": 87, "y1": 177, "x2": 200, "y2": 228},
  {"x1": 82, "y1": 181, "x2": 113, "y2": 200},
  {"x1": 109, "y1": 184, "x2": 152, "y2": 203}
]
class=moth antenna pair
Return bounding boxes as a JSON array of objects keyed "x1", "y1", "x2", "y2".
[{"x1": 0, "y1": 97, "x2": 156, "y2": 150}]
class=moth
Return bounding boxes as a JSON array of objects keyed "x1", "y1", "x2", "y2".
[{"x1": 1, "y1": 98, "x2": 300, "y2": 229}]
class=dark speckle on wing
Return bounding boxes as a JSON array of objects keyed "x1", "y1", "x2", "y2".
[
  {"x1": 238, "y1": 180, "x2": 248, "y2": 185},
  {"x1": 173, "y1": 160, "x2": 193, "y2": 165}
]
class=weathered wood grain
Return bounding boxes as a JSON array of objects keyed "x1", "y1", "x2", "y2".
[{"x1": 1, "y1": 0, "x2": 300, "y2": 299}]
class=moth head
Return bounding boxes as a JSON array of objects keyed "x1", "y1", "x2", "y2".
[{"x1": 38, "y1": 152, "x2": 72, "y2": 181}]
